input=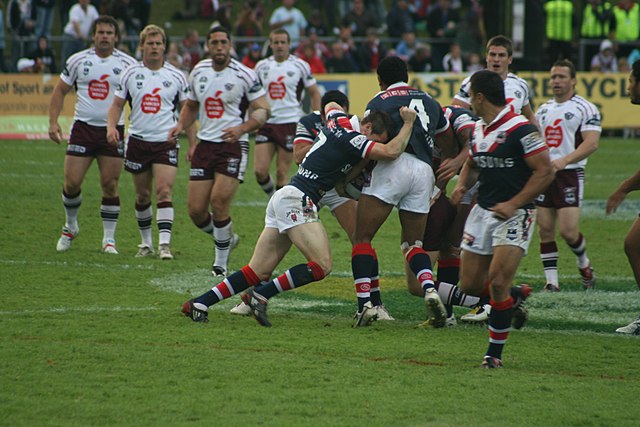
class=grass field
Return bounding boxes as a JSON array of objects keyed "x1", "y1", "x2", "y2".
[{"x1": 2, "y1": 137, "x2": 640, "y2": 426}]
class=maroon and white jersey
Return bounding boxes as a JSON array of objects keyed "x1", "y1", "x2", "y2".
[
  {"x1": 115, "y1": 62, "x2": 189, "y2": 142},
  {"x1": 254, "y1": 55, "x2": 316, "y2": 124},
  {"x1": 535, "y1": 95, "x2": 601, "y2": 169},
  {"x1": 61, "y1": 48, "x2": 136, "y2": 126},
  {"x1": 187, "y1": 58, "x2": 266, "y2": 143},
  {"x1": 455, "y1": 72, "x2": 531, "y2": 114}
]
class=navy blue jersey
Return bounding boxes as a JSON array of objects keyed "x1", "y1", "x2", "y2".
[
  {"x1": 294, "y1": 111, "x2": 323, "y2": 146},
  {"x1": 469, "y1": 109, "x2": 547, "y2": 209},
  {"x1": 289, "y1": 109, "x2": 375, "y2": 204},
  {"x1": 366, "y1": 82, "x2": 449, "y2": 166}
]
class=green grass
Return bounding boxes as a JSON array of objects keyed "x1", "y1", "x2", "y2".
[{"x1": 2, "y1": 137, "x2": 640, "y2": 426}]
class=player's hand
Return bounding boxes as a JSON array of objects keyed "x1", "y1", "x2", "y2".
[
  {"x1": 48, "y1": 123, "x2": 63, "y2": 144},
  {"x1": 450, "y1": 185, "x2": 467, "y2": 205},
  {"x1": 437, "y1": 157, "x2": 463, "y2": 183},
  {"x1": 186, "y1": 144, "x2": 196, "y2": 162},
  {"x1": 400, "y1": 106, "x2": 417, "y2": 124},
  {"x1": 550, "y1": 158, "x2": 566, "y2": 174},
  {"x1": 490, "y1": 202, "x2": 516, "y2": 220},
  {"x1": 606, "y1": 190, "x2": 626, "y2": 215},
  {"x1": 106, "y1": 127, "x2": 120, "y2": 146},
  {"x1": 168, "y1": 125, "x2": 182, "y2": 142},
  {"x1": 221, "y1": 126, "x2": 242, "y2": 143}
]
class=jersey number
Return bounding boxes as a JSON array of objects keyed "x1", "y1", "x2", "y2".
[{"x1": 410, "y1": 99, "x2": 431, "y2": 133}]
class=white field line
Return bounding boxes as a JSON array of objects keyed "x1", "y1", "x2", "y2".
[
  {"x1": 0, "y1": 259, "x2": 157, "y2": 270},
  {"x1": 0, "y1": 306, "x2": 160, "y2": 315}
]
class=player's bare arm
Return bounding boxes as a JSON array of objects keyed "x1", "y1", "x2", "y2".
[
  {"x1": 335, "y1": 158, "x2": 370, "y2": 197},
  {"x1": 492, "y1": 149, "x2": 553, "y2": 219},
  {"x1": 169, "y1": 99, "x2": 199, "y2": 140},
  {"x1": 451, "y1": 98, "x2": 471, "y2": 109},
  {"x1": 606, "y1": 170, "x2": 640, "y2": 214},
  {"x1": 553, "y1": 130, "x2": 599, "y2": 172},
  {"x1": 48, "y1": 81, "x2": 73, "y2": 144},
  {"x1": 522, "y1": 103, "x2": 539, "y2": 129},
  {"x1": 175, "y1": 99, "x2": 198, "y2": 161},
  {"x1": 450, "y1": 156, "x2": 478, "y2": 205},
  {"x1": 106, "y1": 96, "x2": 126, "y2": 146},
  {"x1": 307, "y1": 84, "x2": 321, "y2": 112},
  {"x1": 293, "y1": 141, "x2": 313, "y2": 165},
  {"x1": 221, "y1": 95, "x2": 271, "y2": 143},
  {"x1": 369, "y1": 107, "x2": 417, "y2": 160}
]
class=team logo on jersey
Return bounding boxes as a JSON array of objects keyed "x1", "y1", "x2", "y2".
[
  {"x1": 227, "y1": 157, "x2": 239, "y2": 175},
  {"x1": 545, "y1": 119, "x2": 563, "y2": 148},
  {"x1": 199, "y1": 76, "x2": 208, "y2": 83},
  {"x1": 514, "y1": 90, "x2": 522, "y2": 99},
  {"x1": 495, "y1": 131, "x2": 507, "y2": 144},
  {"x1": 141, "y1": 88, "x2": 162, "y2": 114},
  {"x1": 287, "y1": 71, "x2": 294, "y2": 77},
  {"x1": 205, "y1": 91, "x2": 224, "y2": 118},
  {"x1": 349, "y1": 135, "x2": 367, "y2": 150},
  {"x1": 137, "y1": 81, "x2": 144, "y2": 90},
  {"x1": 564, "y1": 112, "x2": 574, "y2": 120},
  {"x1": 83, "y1": 67, "x2": 90, "y2": 76},
  {"x1": 135, "y1": 73, "x2": 145, "y2": 80},
  {"x1": 162, "y1": 80, "x2": 172, "y2": 88},
  {"x1": 268, "y1": 76, "x2": 286, "y2": 99},
  {"x1": 564, "y1": 187, "x2": 576, "y2": 205},
  {"x1": 83, "y1": 60, "x2": 93, "y2": 66},
  {"x1": 224, "y1": 83, "x2": 234, "y2": 91},
  {"x1": 88, "y1": 74, "x2": 110, "y2": 100}
]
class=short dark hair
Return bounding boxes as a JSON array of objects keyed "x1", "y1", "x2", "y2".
[
  {"x1": 487, "y1": 35, "x2": 512, "y2": 57},
  {"x1": 207, "y1": 26, "x2": 231, "y2": 41},
  {"x1": 377, "y1": 56, "x2": 408, "y2": 87},
  {"x1": 470, "y1": 70, "x2": 506, "y2": 107},
  {"x1": 552, "y1": 59, "x2": 576, "y2": 78},
  {"x1": 362, "y1": 110, "x2": 395, "y2": 138},
  {"x1": 270, "y1": 28, "x2": 290, "y2": 43},
  {"x1": 91, "y1": 15, "x2": 120, "y2": 41},
  {"x1": 321, "y1": 90, "x2": 349, "y2": 112},
  {"x1": 632, "y1": 60, "x2": 640, "y2": 81}
]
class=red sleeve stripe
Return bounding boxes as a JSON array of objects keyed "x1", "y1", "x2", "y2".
[
  {"x1": 363, "y1": 141, "x2": 375, "y2": 158},
  {"x1": 523, "y1": 145, "x2": 548, "y2": 158},
  {"x1": 293, "y1": 138, "x2": 314, "y2": 145}
]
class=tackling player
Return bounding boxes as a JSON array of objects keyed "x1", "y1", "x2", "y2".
[
  {"x1": 253, "y1": 29, "x2": 321, "y2": 197},
  {"x1": 534, "y1": 59, "x2": 601, "y2": 291},
  {"x1": 169, "y1": 27, "x2": 271, "y2": 277},
  {"x1": 107, "y1": 25, "x2": 194, "y2": 260},
  {"x1": 49, "y1": 15, "x2": 136, "y2": 254}
]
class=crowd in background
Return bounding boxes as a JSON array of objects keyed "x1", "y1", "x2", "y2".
[{"x1": 4, "y1": 0, "x2": 640, "y2": 76}]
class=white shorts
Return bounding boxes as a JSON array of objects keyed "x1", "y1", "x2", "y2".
[
  {"x1": 264, "y1": 185, "x2": 320, "y2": 233},
  {"x1": 362, "y1": 152, "x2": 434, "y2": 214},
  {"x1": 318, "y1": 188, "x2": 351, "y2": 212},
  {"x1": 461, "y1": 204, "x2": 537, "y2": 255}
]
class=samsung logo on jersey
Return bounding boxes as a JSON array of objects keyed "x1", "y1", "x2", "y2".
[
  {"x1": 297, "y1": 165, "x2": 318, "y2": 180},
  {"x1": 475, "y1": 156, "x2": 514, "y2": 168}
]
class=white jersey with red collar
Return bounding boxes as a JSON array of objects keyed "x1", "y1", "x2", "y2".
[
  {"x1": 254, "y1": 55, "x2": 317, "y2": 124},
  {"x1": 455, "y1": 72, "x2": 531, "y2": 114},
  {"x1": 535, "y1": 94, "x2": 601, "y2": 169},
  {"x1": 115, "y1": 62, "x2": 189, "y2": 142},
  {"x1": 61, "y1": 48, "x2": 136, "y2": 126},
  {"x1": 187, "y1": 58, "x2": 266, "y2": 143}
]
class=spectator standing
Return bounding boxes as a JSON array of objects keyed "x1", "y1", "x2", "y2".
[
  {"x1": 8, "y1": 0, "x2": 37, "y2": 71},
  {"x1": 581, "y1": 0, "x2": 613, "y2": 68},
  {"x1": 408, "y1": 43, "x2": 432, "y2": 72},
  {"x1": 357, "y1": 27, "x2": 388, "y2": 72},
  {"x1": 395, "y1": 31, "x2": 420, "y2": 63},
  {"x1": 241, "y1": 42, "x2": 262, "y2": 69},
  {"x1": 544, "y1": 0, "x2": 574, "y2": 66},
  {"x1": 611, "y1": 0, "x2": 640, "y2": 57},
  {"x1": 427, "y1": 0, "x2": 460, "y2": 70},
  {"x1": 336, "y1": 23, "x2": 362, "y2": 71},
  {"x1": 466, "y1": 52, "x2": 483, "y2": 73},
  {"x1": 29, "y1": 35, "x2": 56, "y2": 72},
  {"x1": 325, "y1": 41, "x2": 357, "y2": 73},
  {"x1": 341, "y1": 0, "x2": 377, "y2": 37},
  {"x1": 108, "y1": 0, "x2": 140, "y2": 53},
  {"x1": 306, "y1": 9, "x2": 329, "y2": 37},
  {"x1": 234, "y1": 2, "x2": 263, "y2": 56},
  {"x1": 61, "y1": 0, "x2": 99, "y2": 64},
  {"x1": 386, "y1": 0, "x2": 415, "y2": 39},
  {"x1": 132, "y1": 0, "x2": 151, "y2": 28},
  {"x1": 298, "y1": 41, "x2": 326, "y2": 74},
  {"x1": 269, "y1": 0, "x2": 307, "y2": 49},
  {"x1": 33, "y1": 0, "x2": 54, "y2": 39},
  {"x1": 442, "y1": 42, "x2": 465, "y2": 72},
  {"x1": 178, "y1": 29, "x2": 203, "y2": 72},
  {"x1": 590, "y1": 38, "x2": 618, "y2": 72},
  {"x1": 455, "y1": 0, "x2": 485, "y2": 59}
]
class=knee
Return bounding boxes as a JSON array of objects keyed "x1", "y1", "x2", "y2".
[{"x1": 310, "y1": 258, "x2": 332, "y2": 278}]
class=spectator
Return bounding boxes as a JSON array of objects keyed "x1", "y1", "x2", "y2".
[
  {"x1": 33, "y1": 0, "x2": 54, "y2": 39},
  {"x1": 386, "y1": 0, "x2": 415, "y2": 38},
  {"x1": 442, "y1": 42, "x2": 465, "y2": 72},
  {"x1": 427, "y1": 0, "x2": 460, "y2": 38},
  {"x1": 325, "y1": 41, "x2": 357, "y2": 73},
  {"x1": 306, "y1": 9, "x2": 329, "y2": 37},
  {"x1": 298, "y1": 41, "x2": 326, "y2": 74},
  {"x1": 210, "y1": 2, "x2": 233, "y2": 30},
  {"x1": 628, "y1": 41, "x2": 640, "y2": 66},
  {"x1": 611, "y1": 0, "x2": 639, "y2": 57},
  {"x1": 590, "y1": 39, "x2": 618, "y2": 72},
  {"x1": 109, "y1": 0, "x2": 141, "y2": 53},
  {"x1": 179, "y1": 29, "x2": 203, "y2": 71},
  {"x1": 581, "y1": 0, "x2": 613, "y2": 67},
  {"x1": 241, "y1": 42, "x2": 263, "y2": 68},
  {"x1": 407, "y1": 44, "x2": 432, "y2": 72},
  {"x1": 166, "y1": 41, "x2": 188, "y2": 72},
  {"x1": 234, "y1": 1, "x2": 263, "y2": 56},
  {"x1": 342, "y1": 0, "x2": 377, "y2": 37},
  {"x1": 395, "y1": 31, "x2": 419, "y2": 63},
  {"x1": 357, "y1": 27, "x2": 388, "y2": 72},
  {"x1": 29, "y1": 35, "x2": 55, "y2": 72},
  {"x1": 544, "y1": 0, "x2": 574, "y2": 66},
  {"x1": 302, "y1": 29, "x2": 330, "y2": 60},
  {"x1": 269, "y1": 0, "x2": 307, "y2": 49},
  {"x1": 9, "y1": 0, "x2": 37, "y2": 71},
  {"x1": 131, "y1": 0, "x2": 151, "y2": 28},
  {"x1": 466, "y1": 51, "x2": 483, "y2": 73},
  {"x1": 0, "y1": 1, "x2": 7, "y2": 72},
  {"x1": 455, "y1": 0, "x2": 485, "y2": 58},
  {"x1": 171, "y1": 0, "x2": 198, "y2": 20},
  {"x1": 17, "y1": 56, "x2": 41, "y2": 72},
  {"x1": 619, "y1": 56, "x2": 631, "y2": 72},
  {"x1": 61, "y1": 0, "x2": 99, "y2": 64},
  {"x1": 337, "y1": 23, "x2": 361, "y2": 70},
  {"x1": 366, "y1": 0, "x2": 387, "y2": 25}
]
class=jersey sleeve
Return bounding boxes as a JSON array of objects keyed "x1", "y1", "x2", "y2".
[
  {"x1": 300, "y1": 60, "x2": 317, "y2": 88},
  {"x1": 434, "y1": 101, "x2": 450, "y2": 135},
  {"x1": 177, "y1": 72, "x2": 190, "y2": 103},
  {"x1": 453, "y1": 77, "x2": 471, "y2": 105},
  {"x1": 114, "y1": 68, "x2": 131, "y2": 100},
  {"x1": 580, "y1": 102, "x2": 602, "y2": 133},
  {"x1": 244, "y1": 69, "x2": 266, "y2": 102},
  {"x1": 60, "y1": 55, "x2": 79, "y2": 86},
  {"x1": 294, "y1": 115, "x2": 317, "y2": 145},
  {"x1": 514, "y1": 124, "x2": 547, "y2": 157}
]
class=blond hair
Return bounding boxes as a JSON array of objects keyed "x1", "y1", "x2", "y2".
[{"x1": 139, "y1": 24, "x2": 166, "y2": 46}]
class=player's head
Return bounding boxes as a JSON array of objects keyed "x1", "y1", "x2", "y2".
[
  {"x1": 376, "y1": 56, "x2": 408, "y2": 90},
  {"x1": 361, "y1": 110, "x2": 395, "y2": 143},
  {"x1": 269, "y1": 29, "x2": 291, "y2": 61},
  {"x1": 321, "y1": 90, "x2": 349, "y2": 113},
  {"x1": 139, "y1": 24, "x2": 166, "y2": 47},
  {"x1": 469, "y1": 70, "x2": 506, "y2": 114},
  {"x1": 207, "y1": 26, "x2": 232, "y2": 68},
  {"x1": 139, "y1": 25, "x2": 167, "y2": 62},
  {"x1": 628, "y1": 60, "x2": 640, "y2": 104},
  {"x1": 485, "y1": 35, "x2": 512, "y2": 77},
  {"x1": 91, "y1": 15, "x2": 119, "y2": 54},
  {"x1": 550, "y1": 59, "x2": 577, "y2": 101}
]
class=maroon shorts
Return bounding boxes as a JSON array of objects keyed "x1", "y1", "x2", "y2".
[
  {"x1": 255, "y1": 123, "x2": 296, "y2": 151},
  {"x1": 67, "y1": 121, "x2": 124, "y2": 158},
  {"x1": 423, "y1": 192, "x2": 457, "y2": 251},
  {"x1": 189, "y1": 140, "x2": 248, "y2": 182},
  {"x1": 124, "y1": 136, "x2": 179, "y2": 174},
  {"x1": 535, "y1": 169, "x2": 583, "y2": 209}
]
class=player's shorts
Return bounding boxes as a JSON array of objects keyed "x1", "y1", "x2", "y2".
[
  {"x1": 189, "y1": 140, "x2": 248, "y2": 182},
  {"x1": 461, "y1": 204, "x2": 536, "y2": 255},
  {"x1": 124, "y1": 136, "x2": 179, "y2": 173},
  {"x1": 67, "y1": 120, "x2": 124, "y2": 158},
  {"x1": 265, "y1": 185, "x2": 320, "y2": 233},
  {"x1": 535, "y1": 168, "x2": 584, "y2": 209},
  {"x1": 362, "y1": 152, "x2": 434, "y2": 214},
  {"x1": 318, "y1": 188, "x2": 352, "y2": 212},
  {"x1": 423, "y1": 192, "x2": 457, "y2": 252},
  {"x1": 255, "y1": 123, "x2": 296, "y2": 151}
]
